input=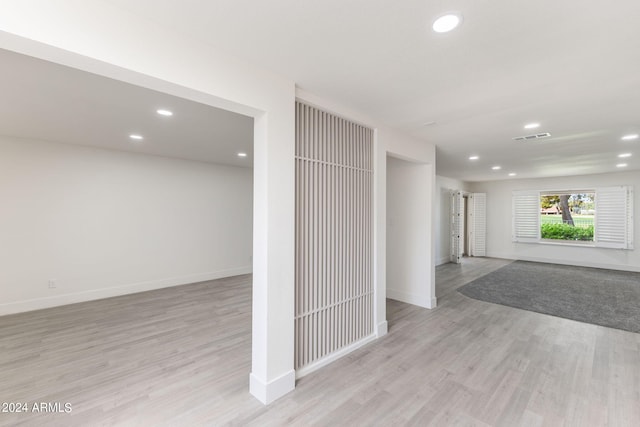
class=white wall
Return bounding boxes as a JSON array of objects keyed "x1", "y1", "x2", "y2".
[
  {"x1": 0, "y1": 136, "x2": 253, "y2": 314},
  {"x1": 469, "y1": 170, "x2": 640, "y2": 271},
  {"x1": 387, "y1": 157, "x2": 431, "y2": 307},
  {"x1": 435, "y1": 175, "x2": 471, "y2": 266}
]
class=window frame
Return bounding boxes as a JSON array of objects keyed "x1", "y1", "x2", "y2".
[
  {"x1": 539, "y1": 190, "x2": 595, "y2": 245},
  {"x1": 512, "y1": 186, "x2": 634, "y2": 249}
]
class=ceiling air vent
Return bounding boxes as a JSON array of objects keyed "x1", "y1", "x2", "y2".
[{"x1": 513, "y1": 132, "x2": 551, "y2": 141}]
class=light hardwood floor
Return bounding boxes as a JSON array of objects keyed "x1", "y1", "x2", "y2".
[{"x1": 1, "y1": 257, "x2": 639, "y2": 426}]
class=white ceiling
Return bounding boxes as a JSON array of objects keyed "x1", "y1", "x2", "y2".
[
  {"x1": 104, "y1": 0, "x2": 640, "y2": 181},
  {"x1": 0, "y1": 48, "x2": 254, "y2": 168}
]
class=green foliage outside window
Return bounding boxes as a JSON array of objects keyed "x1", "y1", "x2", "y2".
[
  {"x1": 540, "y1": 223, "x2": 594, "y2": 241},
  {"x1": 540, "y1": 192, "x2": 595, "y2": 242}
]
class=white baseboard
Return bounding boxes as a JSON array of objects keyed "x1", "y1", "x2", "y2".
[
  {"x1": 482, "y1": 252, "x2": 516, "y2": 262},
  {"x1": 387, "y1": 288, "x2": 433, "y2": 308},
  {"x1": 250, "y1": 369, "x2": 296, "y2": 405},
  {"x1": 0, "y1": 266, "x2": 252, "y2": 316},
  {"x1": 518, "y1": 256, "x2": 640, "y2": 272},
  {"x1": 487, "y1": 251, "x2": 640, "y2": 272},
  {"x1": 436, "y1": 256, "x2": 451, "y2": 266},
  {"x1": 427, "y1": 297, "x2": 437, "y2": 309},
  {"x1": 376, "y1": 320, "x2": 388, "y2": 337},
  {"x1": 295, "y1": 333, "x2": 377, "y2": 379}
]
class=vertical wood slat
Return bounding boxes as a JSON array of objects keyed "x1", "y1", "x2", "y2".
[{"x1": 295, "y1": 102, "x2": 373, "y2": 371}]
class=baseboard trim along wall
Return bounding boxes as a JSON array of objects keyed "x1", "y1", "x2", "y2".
[
  {"x1": 0, "y1": 266, "x2": 252, "y2": 316},
  {"x1": 487, "y1": 252, "x2": 640, "y2": 273},
  {"x1": 387, "y1": 288, "x2": 436, "y2": 308},
  {"x1": 376, "y1": 320, "x2": 388, "y2": 337},
  {"x1": 250, "y1": 369, "x2": 296, "y2": 405},
  {"x1": 295, "y1": 333, "x2": 377, "y2": 379},
  {"x1": 437, "y1": 256, "x2": 451, "y2": 266}
]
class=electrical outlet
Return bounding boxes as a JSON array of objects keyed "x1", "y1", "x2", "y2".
[{"x1": 48, "y1": 279, "x2": 57, "y2": 289}]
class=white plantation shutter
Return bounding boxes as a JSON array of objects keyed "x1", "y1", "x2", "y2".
[
  {"x1": 595, "y1": 186, "x2": 634, "y2": 249},
  {"x1": 450, "y1": 191, "x2": 463, "y2": 263},
  {"x1": 512, "y1": 190, "x2": 540, "y2": 243},
  {"x1": 628, "y1": 187, "x2": 635, "y2": 249},
  {"x1": 469, "y1": 193, "x2": 487, "y2": 256}
]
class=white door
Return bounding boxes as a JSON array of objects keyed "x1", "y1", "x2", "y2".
[
  {"x1": 468, "y1": 193, "x2": 487, "y2": 257},
  {"x1": 450, "y1": 191, "x2": 463, "y2": 263}
]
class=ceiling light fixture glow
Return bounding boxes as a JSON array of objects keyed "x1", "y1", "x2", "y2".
[
  {"x1": 432, "y1": 13, "x2": 462, "y2": 33},
  {"x1": 469, "y1": 155, "x2": 479, "y2": 160},
  {"x1": 492, "y1": 166, "x2": 501, "y2": 170},
  {"x1": 129, "y1": 134, "x2": 143, "y2": 140},
  {"x1": 616, "y1": 163, "x2": 628, "y2": 168},
  {"x1": 524, "y1": 122, "x2": 540, "y2": 129},
  {"x1": 237, "y1": 152, "x2": 248, "y2": 158},
  {"x1": 622, "y1": 134, "x2": 639, "y2": 141},
  {"x1": 157, "y1": 109, "x2": 173, "y2": 116},
  {"x1": 618, "y1": 153, "x2": 632, "y2": 158},
  {"x1": 508, "y1": 172, "x2": 517, "y2": 176}
]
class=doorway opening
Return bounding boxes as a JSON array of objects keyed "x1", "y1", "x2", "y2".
[
  {"x1": 386, "y1": 155, "x2": 434, "y2": 308},
  {"x1": 0, "y1": 46, "x2": 263, "y2": 411},
  {"x1": 450, "y1": 191, "x2": 486, "y2": 264}
]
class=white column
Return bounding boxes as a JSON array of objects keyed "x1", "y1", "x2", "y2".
[{"x1": 250, "y1": 113, "x2": 296, "y2": 404}]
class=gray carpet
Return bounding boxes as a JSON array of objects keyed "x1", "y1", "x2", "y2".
[{"x1": 458, "y1": 261, "x2": 640, "y2": 333}]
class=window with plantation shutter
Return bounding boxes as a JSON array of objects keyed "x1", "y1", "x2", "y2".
[{"x1": 512, "y1": 187, "x2": 633, "y2": 249}]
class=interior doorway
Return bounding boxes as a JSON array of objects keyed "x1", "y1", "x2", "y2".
[
  {"x1": 0, "y1": 45, "x2": 270, "y2": 402},
  {"x1": 386, "y1": 155, "x2": 434, "y2": 308},
  {"x1": 451, "y1": 191, "x2": 486, "y2": 264}
]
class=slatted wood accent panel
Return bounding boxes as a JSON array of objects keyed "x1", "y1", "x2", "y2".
[{"x1": 295, "y1": 102, "x2": 374, "y2": 371}]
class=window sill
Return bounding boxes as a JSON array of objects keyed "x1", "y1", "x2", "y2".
[{"x1": 538, "y1": 239, "x2": 595, "y2": 248}]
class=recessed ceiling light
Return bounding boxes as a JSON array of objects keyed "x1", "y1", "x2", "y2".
[
  {"x1": 618, "y1": 153, "x2": 632, "y2": 158},
  {"x1": 622, "y1": 134, "x2": 638, "y2": 141},
  {"x1": 469, "y1": 155, "x2": 479, "y2": 160},
  {"x1": 237, "y1": 152, "x2": 248, "y2": 158},
  {"x1": 129, "y1": 134, "x2": 143, "y2": 140},
  {"x1": 157, "y1": 109, "x2": 173, "y2": 116},
  {"x1": 508, "y1": 172, "x2": 517, "y2": 176},
  {"x1": 616, "y1": 163, "x2": 628, "y2": 168},
  {"x1": 492, "y1": 166, "x2": 501, "y2": 170},
  {"x1": 524, "y1": 123, "x2": 540, "y2": 129},
  {"x1": 432, "y1": 13, "x2": 462, "y2": 33}
]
